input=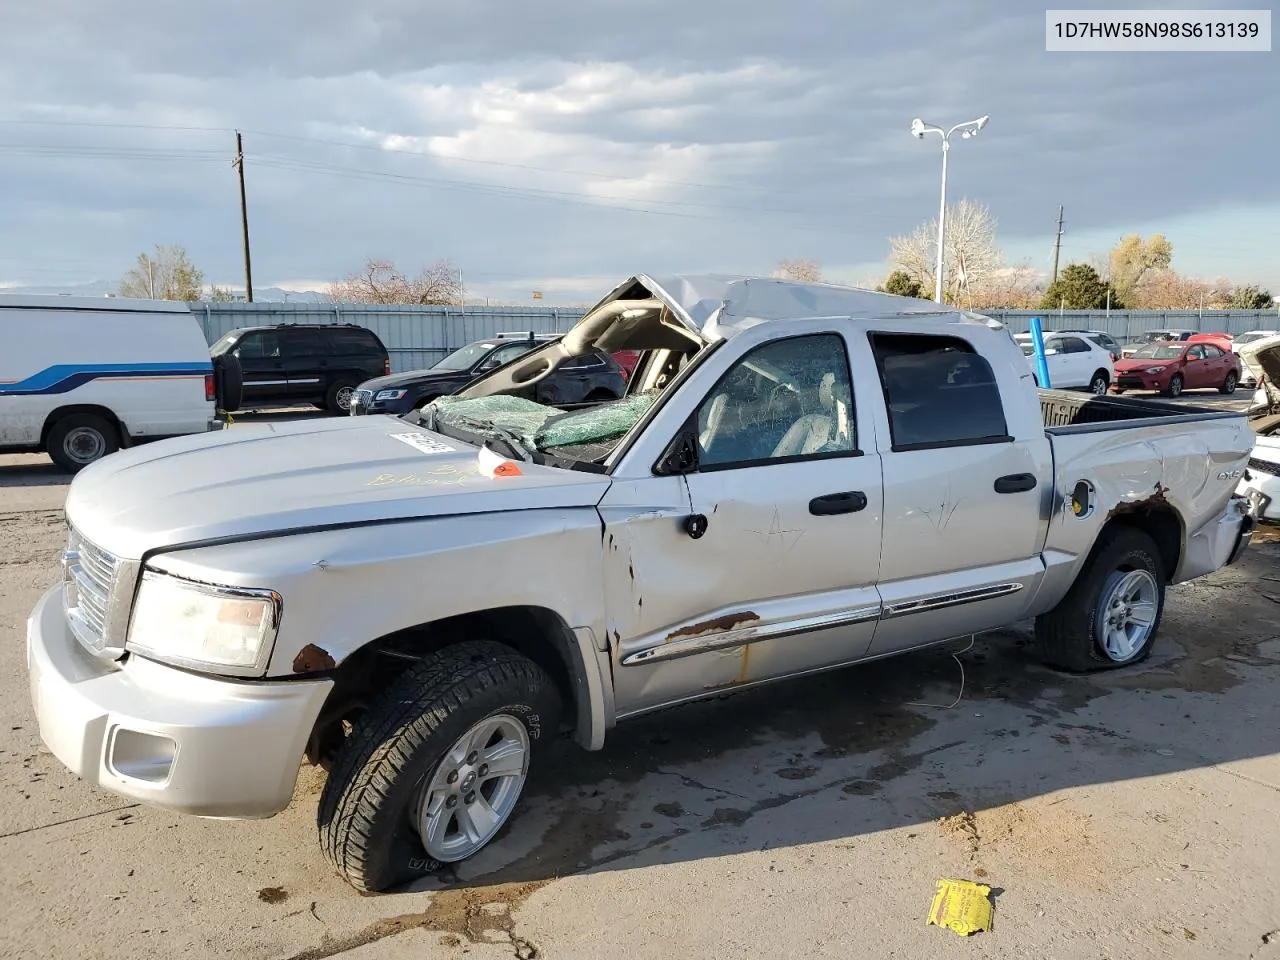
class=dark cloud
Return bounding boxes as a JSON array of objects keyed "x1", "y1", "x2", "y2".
[{"x1": 1, "y1": 1, "x2": 1275, "y2": 298}]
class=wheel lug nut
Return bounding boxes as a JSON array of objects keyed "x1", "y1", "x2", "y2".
[
  {"x1": 446, "y1": 795, "x2": 458, "y2": 808},
  {"x1": 464, "y1": 791, "x2": 476, "y2": 805},
  {"x1": 478, "y1": 764, "x2": 489, "y2": 777},
  {"x1": 446, "y1": 770, "x2": 459, "y2": 784},
  {"x1": 466, "y1": 751, "x2": 478, "y2": 764}
]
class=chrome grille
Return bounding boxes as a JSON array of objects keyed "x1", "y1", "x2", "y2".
[
  {"x1": 64, "y1": 527, "x2": 122, "y2": 656},
  {"x1": 354, "y1": 388, "x2": 373, "y2": 405}
]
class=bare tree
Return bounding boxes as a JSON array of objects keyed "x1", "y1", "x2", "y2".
[
  {"x1": 888, "y1": 199, "x2": 1002, "y2": 303},
  {"x1": 118, "y1": 244, "x2": 205, "y2": 301},
  {"x1": 967, "y1": 263, "x2": 1045, "y2": 309},
  {"x1": 1128, "y1": 269, "x2": 1229, "y2": 310},
  {"x1": 328, "y1": 258, "x2": 462, "y2": 305},
  {"x1": 773, "y1": 259, "x2": 823, "y2": 283}
]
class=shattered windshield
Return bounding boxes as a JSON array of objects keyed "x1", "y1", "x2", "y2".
[{"x1": 424, "y1": 391, "x2": 659, "y2": 464}]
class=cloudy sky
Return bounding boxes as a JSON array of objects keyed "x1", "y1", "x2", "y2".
[{"x1": 1, "y1": 1, "x2": 1276, "y2": 304}]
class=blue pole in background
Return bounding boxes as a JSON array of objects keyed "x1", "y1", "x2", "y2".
[{"x1": 1029, "y1": 315, "x2": 1052, "y2": 388}]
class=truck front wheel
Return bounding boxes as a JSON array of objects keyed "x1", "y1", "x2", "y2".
[
  {"x1": 1033, "y1": 527, "x2": 1166, "y2": 672},
  {"x1": 317, "y1": 641, "x2": 561, "y2": 892}
]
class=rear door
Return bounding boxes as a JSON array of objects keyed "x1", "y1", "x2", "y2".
[
  {"x1": 863, "y1": 329, "x2": 1053, "y2": 657},
  {"x1": 278, "y1": 327, "x2": 328, "y2": 401},
  {"x1": 1201, "y1": 344, "x2": 1232, "y2": 387}
]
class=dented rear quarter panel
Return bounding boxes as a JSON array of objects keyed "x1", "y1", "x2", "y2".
[{"x1": 1033, "y1": 413, "x2": 1255, "y2": 613}]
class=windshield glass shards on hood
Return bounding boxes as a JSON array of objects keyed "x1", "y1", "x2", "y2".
[{"x1": 422, "y1": 391, "x2": 660, "y2": 467}]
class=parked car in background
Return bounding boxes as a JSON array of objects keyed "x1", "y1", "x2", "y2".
[
  {"x1": 1, "y1": 295, "x2": 221, "y2": 472},
  {"x1": 349, "y1": 332, "x2": 626, "y2": 416},
  {"x1": 611, "y1": 349, "x2": 642, "y2": 380},
  {"x1": 1113, "y1": 340, "x2": 1241, "y2": 397},
  {"x1": 1014, "y1": 331, "x2": 1114, "y2": 394},
  {"x1": 1232, "y1": 330, "x2": 1280, "y2": 387},
  {"x1": 1120, "y1": 328, "x2": 1196, "y2": 358},
  {"x1": 1056, "y1": 328, "x2": 1121, "y2": 360},
  {"x1": 26, "y1": 273, "x2": 1257, "y2": 893},
  {"x1": 209, "y1": 324, "x2": 389, "y2": 414}
]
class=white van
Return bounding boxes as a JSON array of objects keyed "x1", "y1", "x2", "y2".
[{"x1": 0, "y1": 295, "x2": 221, "y2": 472}]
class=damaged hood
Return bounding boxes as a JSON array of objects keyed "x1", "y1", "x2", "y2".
[
  {"x1": 64, "y1": 415, "x2": 610, "y2": 560},
  {"x1": 1239, "y1": 334, "x2": 1280, "y2": 384}
]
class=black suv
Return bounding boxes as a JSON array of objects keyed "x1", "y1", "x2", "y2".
[
  {"x1": 350, "y1": 332, "x2": 626, "y2": 416},
  {"x1": 210, "y1": 324, "x2": 390, "y2": 413}
]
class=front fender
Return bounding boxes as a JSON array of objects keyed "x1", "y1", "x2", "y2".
[{"x1": 145, "y1": 509, "x2": 612, "y2": 743}]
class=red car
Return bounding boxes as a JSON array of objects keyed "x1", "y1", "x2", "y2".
[
  {"x1": 610, "y1": 350, "x2": 642, "y2": 381},
  {"x1": 1112, "y1": 340, "x2": 1241, "y2": 397}
]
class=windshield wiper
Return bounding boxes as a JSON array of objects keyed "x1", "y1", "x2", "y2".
[{"x1": 484, "y1": 425, "x2": 534, "y2": 462}]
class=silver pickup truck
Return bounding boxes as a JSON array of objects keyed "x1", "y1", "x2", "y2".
[{"x1": 27, "y1": 275, "x2": 1257, "y2": 892}]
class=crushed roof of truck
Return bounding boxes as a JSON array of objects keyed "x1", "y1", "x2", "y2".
[{"x1": 581, "y1": 273, "x2": 1003, "y2": 341}]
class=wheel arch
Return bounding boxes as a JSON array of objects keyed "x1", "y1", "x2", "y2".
[
  {"x1": 41, "y1": 404, "x2": 129, "y2": 449},
  {"x1": 306, "y1": 604, "x2": 608, "y2": 766}
]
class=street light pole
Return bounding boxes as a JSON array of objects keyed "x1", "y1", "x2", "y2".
[
  {"x1": 910, "y1": 115, "x2": 989, "y2": 303},
  {"x1": 934, "y1": 139, "x2": 949, "y2": 303}
]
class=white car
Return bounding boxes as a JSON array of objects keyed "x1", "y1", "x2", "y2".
[
  {"x1": 1014, "y1": 331, "x2": 1115, "y2": 394},
  {"x1": 1231, "y1": 330, "x2": 1280, "y2": 388},
  {"x1": 1237, "y1": 333, "x2": 1280, "y2": 521}
]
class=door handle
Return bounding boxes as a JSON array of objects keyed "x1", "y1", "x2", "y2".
[
  {"x1": 809, "y1": 491, "x2": 867, "y2": 515},
  {"x1": 994, "y1": 473, "x2": 1037, "y2": 494}
]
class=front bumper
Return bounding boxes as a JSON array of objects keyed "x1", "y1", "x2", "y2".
[
  {"x1": 1113, "y1": 374, "x2": 1165, "y2": 392},
  {"x1": 26, "y1": 584, "x2": 332, "y2": 818}
]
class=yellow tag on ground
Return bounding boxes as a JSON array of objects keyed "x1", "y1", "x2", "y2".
[{"x1": 926, "y1": 878, "x2": 993, "y2": 936}]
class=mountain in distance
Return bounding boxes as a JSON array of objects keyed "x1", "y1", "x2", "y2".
[{"x1": 0, "y1": 279, "x2": 329, "y2": 302}]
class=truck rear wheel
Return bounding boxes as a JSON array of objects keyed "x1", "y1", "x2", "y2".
[
  {"x1": 317, "y1": 641, "x2": 561, "y2": 892},
  {"x1": 1033, "y1": 527, "x2": 1166, "y2": 672}
]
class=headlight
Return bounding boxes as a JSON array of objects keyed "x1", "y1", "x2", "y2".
[
  {"x1": 375, "y1": 389, "x2": 407, "y2": 401},
  {"x1": 126, "y1": 571, "x2": 280, "y2": 675},
  {"x1": 1145, "y1": 366, "x2": 1166, "y2": 374}
]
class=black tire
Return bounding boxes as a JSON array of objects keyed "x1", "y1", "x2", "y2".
[
  {"x1": 1163, "y1": 373, "x2": 1183, "y2": 398},
  {"x1": 325, "y1": 379, "x2": 359, "y2": 413},
  {"x1": 317, "y1": 641, "x2": 561, "y2": 893},
  {"x1": 1088, "y1": 370, "x2": 1109, "y2": 396},
  {"x1": 1219, "y1": 371, "x2": 1237, "y2": 395},
  {"x1": 46, "y1": 413, "x2": 120, "y2": 473},
  {"x1": 1033, "y1": 526, "x2": 1166, "y2": 673}
]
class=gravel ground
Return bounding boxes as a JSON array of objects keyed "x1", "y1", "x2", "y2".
[{"x1": 1, "y1": 401, "x2": 1278, "y2": 960}]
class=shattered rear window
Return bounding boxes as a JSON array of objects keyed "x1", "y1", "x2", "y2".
[{"x1": 535, "y1": 391, "x2": 660, "y2": 450}]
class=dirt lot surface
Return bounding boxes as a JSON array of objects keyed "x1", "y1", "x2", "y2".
[{"x1": 2, "y1": 405, "x2": 1278, "y2": 960}]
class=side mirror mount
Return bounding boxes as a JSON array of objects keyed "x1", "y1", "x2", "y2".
[{"x1": 656, "y1": 430, "x2": 699, "y2": 475}]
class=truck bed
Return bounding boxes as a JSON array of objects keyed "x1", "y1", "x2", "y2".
[{"x1": 1039, "y1": 389, "x2": 1243, "y2": 435}]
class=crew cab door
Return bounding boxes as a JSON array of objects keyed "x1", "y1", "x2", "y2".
[
  {"x1": 860, "y1": 328, "x2": 1053, "y2": 657},
  {"x1": 598, "y1": 325, "x2": 885, "y2": 717}
]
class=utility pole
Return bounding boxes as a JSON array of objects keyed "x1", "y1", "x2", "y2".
[
  {"x1": 1051, "y1": 206, "x2": 1064, "y2": 284},
  {"x1": 233, "y1": 131, "x2": 254, "y2": 303},
  {"x1": 147, "y1": 259, "x2": 155, "y2": 299}
]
